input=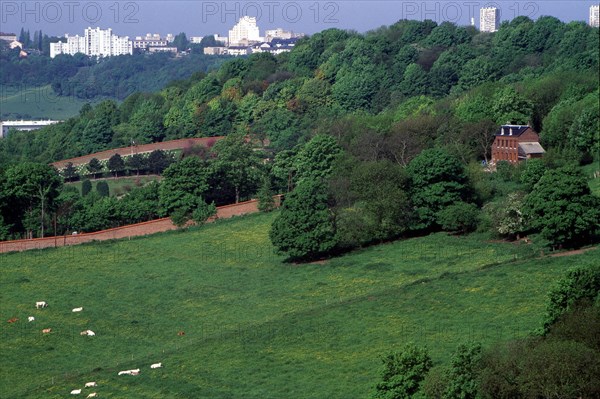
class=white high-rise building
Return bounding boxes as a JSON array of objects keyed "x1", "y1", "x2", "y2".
[
  {"x1": 228, "y1": 16, "x2": 261, "y2": 46},
  {"x1": 50, "y1": 27, "x2": 132, "y2": 58},
  {"x1": 590, "y1": 5, "x2": 600, "y2": 28},
  {"x1": 480, "y1": 7, "x2": 500, "y2": 33}
]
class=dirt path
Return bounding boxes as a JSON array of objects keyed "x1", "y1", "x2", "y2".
[{"x1": 549, "y1": 246, "x2": 598, "y2": 257}]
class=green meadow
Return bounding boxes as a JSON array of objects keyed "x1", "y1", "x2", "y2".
[
  {"x1": 0, "y1": 212, "x2": 595, "y2": 398},
  {"x1": 0, "y1": 85, "x2": 92, "y2": 120}
]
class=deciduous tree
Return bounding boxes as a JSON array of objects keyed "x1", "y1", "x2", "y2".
[
  {"x1": 523, "y1": 165, "x2": 600, "y2": 248},
  {"x1": 372, "y1": 343, "x2": 432, "y2": 399},
  {"x1": 270, "y1": 179, "x2": 337, "y2": 261}
]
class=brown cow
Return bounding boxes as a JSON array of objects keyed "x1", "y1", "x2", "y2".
[{"x1": 7, "y1": 317, "x2": 18, "y2": 323}]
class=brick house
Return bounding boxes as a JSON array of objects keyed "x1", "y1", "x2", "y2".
[{"x1": 491, "y1": 124, "x2": 545, "y2": 164}]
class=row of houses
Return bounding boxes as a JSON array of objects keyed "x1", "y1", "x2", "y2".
[{"x1": 204, "y1": 37, "x2": 299, "y2": 56}]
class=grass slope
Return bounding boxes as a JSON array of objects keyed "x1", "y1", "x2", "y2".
[
  {"x1": 67, "y1": 176, "x2": 161, "y2": 197},
  {"x1": 0, "y1": 213, "x2": 594, "y2": 398},
  {"x1": 0, "y1": 85, "x2": 93, "y2": 120}
]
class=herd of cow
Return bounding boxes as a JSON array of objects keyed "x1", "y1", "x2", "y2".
[{"x1": 7, "y1": 300, "x2": 164, "y2": 396}]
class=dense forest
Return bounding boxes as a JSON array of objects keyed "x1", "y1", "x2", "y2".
[
  {"x1": 0, "y1": 39, "x2": 228, "y2": 100},
  {"x1": 0, "y1": 16, "x2": 599, "y2": 247}
]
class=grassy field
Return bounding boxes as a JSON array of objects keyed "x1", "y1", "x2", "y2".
[
  {"x1": 0, "y1": 85, "x2": 94, "y2": 120},
  {"x1": 0, "y1": 212, "x2": 596, "y2": 398},
  {"x1": 67, "y1": 176, "x2": 161, "y2": 197}
]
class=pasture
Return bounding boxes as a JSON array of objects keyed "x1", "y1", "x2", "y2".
[
  {"x1": 0, "y1": 85, "x2": 93, "y2": 120},
  {"x1": 0, "y1": 212, "x2": 595, "y2": 398}
]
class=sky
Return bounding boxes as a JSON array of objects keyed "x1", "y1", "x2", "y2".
[{"x1": 0, "y1": 1, "x2": 598, "y2": 38}]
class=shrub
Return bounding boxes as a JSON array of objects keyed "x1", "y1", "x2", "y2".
[
  {"x1": 81, "y1": 179, "x2": 92, "y2": 196},
  {"x1": 437, "y1": 202, "x2": 480, "y2": 234},
  {"x1": 96, "y1": 181, "x2": 109, "y2": 197}
]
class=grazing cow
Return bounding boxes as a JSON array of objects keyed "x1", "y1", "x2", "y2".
[
  {"x1": 42, "y1": 328, "x2": 52, "y2": 334},
  {"x1": 150, "y1": 362, "x2": 162, "y2": 369},
  {"x1": 28, "y1": 316, "x2": 35, "y2": 322},
  {"x1": 84, "y1": 382, "x2": 96, "y2": 387},
  {"x1": 80, "y1": 330, "x2": 95, "y2": 336},
  {"x1": 36, "y1": 301, "x2": 48, "y2": 309},
  {"x1": 118, "y1": 368, "x2": 140, "y2": 376},
  {"x1": 72, "y1": 307, "x2": 83, "y2": 312},
  {"x1": 86, "y1": 393, "x2": 97, "y2": 398},
  {"x1": 177, "y1": 331, "x2": 185, "y2": 336},
  {"x1": 70, "y1": 388, "x2": 81, "y2": 394},
  {"x1": 7, "y1": 317, "x2": 18, "y2": 323}
]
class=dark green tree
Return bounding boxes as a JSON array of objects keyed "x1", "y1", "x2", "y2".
[
  {"x1": 372, "y1": 343, "x2": 433, "y2": 399},
  {"x1": 399, "y1": 63, "x2": 429, "y2": 97},
  {"x1": 406, "y1": 148, "x2": 469, "y2": 230},
  {"x1": 81, "y1": 179, "x2": 92, "y2": 196},
  {"x1": 125, "y1": 154, "x2": 147, "y2": 176},
  {"x1": 63, "y1": 162, "x2": 78, "y2": 182},
  {"x1": 107, "y1": 154, "x2": 125, "y2": 177},
  {"x1": 210, "y1": 134, "x2": 262, "y2": 203},
  {"x1": 523, "y1": 165, "x2": 600, "y2": 248},
  {"x1": 334, "y1": 160, "x2": 414, "y2": 248},
  {"x1": 96, "y1": 181, "x2": 109, "y2": 197},
  {"x1": 158, "y1": 157, "x2": 210, "y2": 217},
  {"x1": 293, "y1": 134, "x2": 343, "y2": 184},
  {"x1": 520, "y1": 159, "x2": 546, "y2": 190},
  {"x1": 147, "y1": 150, "x2": 173, "y2": 175},
  {"x1": 542, "y1": 263, "x2": 600, "y2": 332},
  {"x1": 491, "y1": 87, "x2": 533, "y2": 125},
  {"x1": 172, "y1": 32, "x2": 189, "y2": 51},
  {"x1": 81, "y1": 101, "x2": 119, "y2": 153},
  {"x1": 2, "y1": 163, "x2": 63, "y2": 237},
  {"x1": 257, "y1": 177, "x2": 276, "y2": 212},
  {"x1": 269, "y1": 179, "x2": 337, "y2": 261},
  {"x1": 444, "y1": 343, "x2": 482, "y2": 399},
  {"x1": 87, "y1": 158, "x2": 103, "y2": 179},
  {"x1": 437, "y1": 202, "x2": 480, "y2": 234}
]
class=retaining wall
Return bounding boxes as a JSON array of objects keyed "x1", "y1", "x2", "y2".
[
  {"x1": 51, "y1": 137, "x2": 224, "y2": 169},
  {"x1": 0, "y1": 196, "x2": 281, "y2": 254}
]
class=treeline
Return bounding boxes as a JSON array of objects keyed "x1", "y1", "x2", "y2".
[
  {"x1": 1, "y1": 16, "x2": 597, "y2": 166},
  {"x1": 1, "y1": 16, "x2": 598, "y2": 246},
  {"x1": 0, "y1": 40, "x2": 228, "y2": 99},
  {"x1": 0, "y1": 134, "x2": 264, "y2": 239},
  {"x1": 371, "y1": 263, "x2": 600, "y2": 398},
  {"x1": 269, "y1": 134, "x2": 600, "y2": 259},
  {"x1": 62, "y1": 150, "x2": 178, "y2": 182}
]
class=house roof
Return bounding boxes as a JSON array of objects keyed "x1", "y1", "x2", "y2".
[
  {"x1": 518, "y1": 142, "x2": 545, "y2": 155},
  {"x1": 495, "y1": 125, "x2": 531, "y2": 137}
]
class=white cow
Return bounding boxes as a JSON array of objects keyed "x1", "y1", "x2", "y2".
[
  {"x1": 28, "y1": 316, "x2": 35, "y2": 322},
  {"x1": 86, "y1": 393, "x2": 97, "y2": 398},
  {"x1": 72, "y1": 307, "x2": 83, "y2": 312},
  {"x1": 150, "y1": 362, "x2": 162, "y2": 369},
  {"x1": 70, "y1": 388, "x2": 81, "y2": 394},
  {"x1": 35, "y1": 301, "x2": 47, "y2": 309},
  {"x1": 80, "y1": 330, "x2": 95, "y2": 336},
  {"x1": 118, "y1": 368, "x2": 140, "y2": 376},
  {"x1": 84, "y1": 382, "x2": 97, "y2": 387}
]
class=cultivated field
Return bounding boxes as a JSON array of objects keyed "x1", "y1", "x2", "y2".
[
  {"x1": 0, "y1": 85, "x2": 93, "y2": 120},
  {"x1": 0, "y1": 212, "x2": 595, "y2": 398}
]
